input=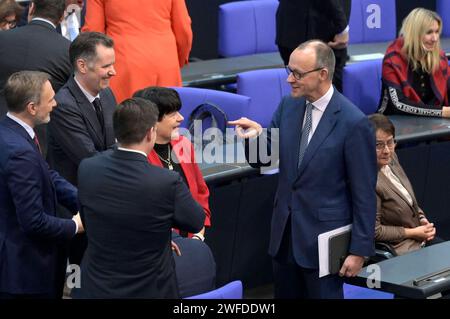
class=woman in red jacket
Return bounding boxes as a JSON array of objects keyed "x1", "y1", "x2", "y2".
[
  {"x1": 82, "y1": 0, "x2": 192, "y2": 103},
  {"x1": 134, "y1": 86, "x2": 211, "y2": 240}
]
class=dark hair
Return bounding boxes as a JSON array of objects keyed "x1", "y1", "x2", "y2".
[
  {"x1": 4, "y1": 71, "x2": 50, "y2": 113},
  {"x1": 31, "y1": 0, "x2": 66, "y2": 25},
  {"x1": 368, "y1": 113, "x2": 396, "y2": 137},
  {"x1": 113, "y1": 97, "x2": 159, "y2": 145},
  {"x1": 297, "y1": 40, "x2": 335, "y2": 80},
  {"x1": 69, "y1": 32, "x2": 114, "y2": 71},
  {"x1": 133, "y1": 87, "x2": 181, "y2": 121},
  {"x1": 0, "y1": 0, "x2": 24, "y2": 22}
]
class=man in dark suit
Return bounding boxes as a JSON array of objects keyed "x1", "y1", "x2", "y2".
[
  {"x1": 75, "y1": 97, "x2": 204, "y2": 298},
  {"x1": 0, "y1": 0, "x2": 72, "y2": 154},
  {"x1": 0, "y1": 71, "x2": 84, "y2": 299},
  {"x1": 47, "y1": 31, "x2": 117, "y2": 265},
  {"x1": 230, "y1": 40, "x2": 377, "y2": 298},
  {"x1": 276, "y1": 0, "x2": 351, "y2": 91},
  {"x1": 47, "y1": 31, "x2": 116, "y2": 186}
]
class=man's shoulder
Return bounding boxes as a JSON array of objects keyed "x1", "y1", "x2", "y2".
[
  {"x1": 55, "y1": 81, "x2": 81, "y2": 107},
  {"x1": 81, "y1": 149, "x2": 113, "y2": 164},
  {"x1": 333, "y1": 90, "x2": 366, "y2": 121}
]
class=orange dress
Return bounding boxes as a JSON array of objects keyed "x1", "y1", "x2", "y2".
[{"x1": 82, "y1": 0, "x2": 193, "y2": 103}]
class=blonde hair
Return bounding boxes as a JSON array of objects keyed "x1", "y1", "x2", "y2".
[{"x1": 400, "y1": 8, "x2": 442, "y2": 73}]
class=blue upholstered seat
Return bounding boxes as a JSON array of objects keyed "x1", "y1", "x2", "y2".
[{"x1": 218, "y1": 0, "x2": 278, "y2": 57}]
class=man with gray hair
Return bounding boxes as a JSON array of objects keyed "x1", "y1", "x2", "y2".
[
  {"x1": 230, "y1": 40, "x2": 377, "y2": 298},
  {"x1": 47, "y1": 31, "x2": 117, "y2": 266},
  {"x1": 0, "y1": 71, "x2": 84, "y2": 299}
]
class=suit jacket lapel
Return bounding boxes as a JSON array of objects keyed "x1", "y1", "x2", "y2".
[
  {"x1": 379, "y1": 166, "x2": 415, "y2": 215},
  {"x1": 388, "y1": 159, "x2": 417, "y2": 209},
  {"x1": 2, "y1": 117, "x2": 58, "y2": 205},
  {"x1": 67, "y1": 76, "x2": 105, "y2": 148},
  {"x1": 296, "y1": 93, "x2": 339, "y2": 178},
  {"x1": 285, "y1": 98, "x2": 305, "y2": 178},
  {"x1": 2, "y1": 117, "x2": 38, "y2": 152}
]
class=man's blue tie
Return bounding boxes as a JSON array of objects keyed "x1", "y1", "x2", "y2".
[{"x1": 298, "y1": 102, "x2": 312, "y2": 168}]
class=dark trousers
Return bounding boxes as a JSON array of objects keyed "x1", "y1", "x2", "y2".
[
  {"x1": 273, "y1": 217, "x2": 344, "y2": 299},
  {"x1": 278, "y1": 45, "x2": 348, "y2": 92}
]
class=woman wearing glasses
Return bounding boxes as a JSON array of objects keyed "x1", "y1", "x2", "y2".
[
  {"x1": 0, "y1": 0, "x2": 22, "y2": 31},
  {"x1": 378, "y1": 8, "x2": 450, "y2": 118},
  {"x1": 368, "y1": 114, "x2": 439, "y2": 256}
]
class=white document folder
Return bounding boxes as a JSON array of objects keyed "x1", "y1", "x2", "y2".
[{"x1": 318, "y1": 224, "x2": 352, "y2": 278}]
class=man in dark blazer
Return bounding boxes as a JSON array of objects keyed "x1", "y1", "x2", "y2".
[
  {"x1": 0, "y1": 71, "x2": 84, "y2": 299},
  {"x1": 230, "y1": 41, "x2": 377, "y2": 298},
  {"x1": 47, "y1": 31, "x2": 116, "y2": 187},
  {"x1": 75, "y1": 98, "x2": 204, "y2": 298},
  {"x1": 47, "y1": 31, "x2": 116, "y2": 266},
  {"x1": 276, "y1": 0, "x2": 351, "y2": 91},
  {"x1": 0, "y1": 0, "x2": 72, "y2": 154}
]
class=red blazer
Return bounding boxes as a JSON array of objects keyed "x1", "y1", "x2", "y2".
[{"x1": 148, "y1": 136, "x2": 211, "y2": 235}]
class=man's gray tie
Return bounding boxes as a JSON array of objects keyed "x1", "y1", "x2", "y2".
[{"x1": 298, "y1": 102, "x2": 312, "y2": 168}]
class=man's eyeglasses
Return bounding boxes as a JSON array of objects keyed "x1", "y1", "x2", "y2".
[
  {"x1": 376, "y1": 138, "x2": 396, "y2": 151},
  {"x1": 0, "y1": 19, "x2": 17, "y2": 29},
  {"x1": 285, "y1": 66, "x2": 324, "y2": 80}
]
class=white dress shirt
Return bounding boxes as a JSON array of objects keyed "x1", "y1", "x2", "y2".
[
  {"x1": 117, "y1": 147, "x2": 148, "y2": 158},
  {"x1": 303, "y1": 85, "x2": 334, "y2": 143}
]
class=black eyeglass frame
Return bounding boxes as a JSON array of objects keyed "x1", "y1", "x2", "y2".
[{"x1": 285, "y1": 66, "x2": 324, "y2": 80}]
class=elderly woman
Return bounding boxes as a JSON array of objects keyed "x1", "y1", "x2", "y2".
[
  {"x1": 378, "y1": 8, "x2": 450, "y2": 118},
  {"x1": 368, "y1": 114, "x2": 439, "y2": 256},
  {"x1": 0, "y1": 0, "x2": 23, "y2": 30}
]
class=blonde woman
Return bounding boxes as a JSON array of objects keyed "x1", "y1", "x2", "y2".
[{"x1": 378, "y1": 8, "x2": 450, "y2": 118}]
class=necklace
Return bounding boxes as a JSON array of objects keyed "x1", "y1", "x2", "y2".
[{"x1": 156, "y1": 144, "x2": 173, "y2": 170}]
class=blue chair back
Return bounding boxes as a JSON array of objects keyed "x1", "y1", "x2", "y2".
[
  {"x1": 349, "y1": 0, "x2": 396, "y2": 44},
  {"x1": 173, "y1": 87, "x2": 250, "y2": 128},
  {"x1": 436, "y1": 0, "x2": 450, "y2": 37},
  {"x1": 344, "y1": 283, "x2": 394, "y2": 299},
  {"x1": 237, "y1": 68, "x2": 291, "y2": 128},
  {"x1": 342, "y1": 59, "x2": 383, "y2": 114},
  {"x1": 185, "y1": 280, "x2": 243, "y2": 299},
  {"x1": 218, "y1": 0, "x2": 278, "y2": 57}
]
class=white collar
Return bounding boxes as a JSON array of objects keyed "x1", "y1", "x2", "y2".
[
  {"x1": 6, "y1": 113, "x2": 35, "y2": 138},
  {"x1": 74, "y1": 76, "x2": 100, "y2": 103},
  {"x1": 117, "y1": 147, "x2": 148, "y2": 158},
  {"x1": 307, "y1": 85, "x2": 334, "y2": 112},
  {"x1": 31, "y1": 17, "x2": 56, "y2": 29}
]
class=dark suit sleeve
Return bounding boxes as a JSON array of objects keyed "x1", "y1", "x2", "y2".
[
  {"x1": 6, "y1": 149, "x2": 76, "y2": 240},
  {"x1": 50, "y1": 101, "x2": 101, "y2": 166},
  {"x1": 344, "y1": 117, "x2": 377, "y2": 257},
  {"x1": 172, "y1": 174, "x2": 204, "y2": 234},
  {"x1": 48, "y1": 168, "x2": 79, "y2": 214},
  {"x1": 315, "y1": 0, "x2": 348, "y2": 34}
]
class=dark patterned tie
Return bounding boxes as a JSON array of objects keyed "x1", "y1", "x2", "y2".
[
  {"x1": 92, "y1": 98, "x2": 105, "y2": 138},
  {"x1": 298, "y1": 102, "x2": 312, "y2": 168},
  {"x1": 33, "y1": 132, "x2": 42, "y2": 154}
]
